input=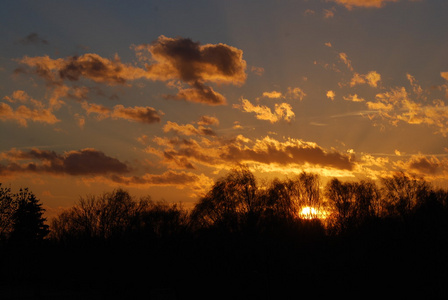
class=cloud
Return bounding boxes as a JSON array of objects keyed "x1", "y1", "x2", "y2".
[
  {"x1": 262, "y1": 87, "x2": 306, "y2": 101},
  {"x1": 0, "y1": 101, "x2": 59, "y2": 127},
  {"x1": 251, "y1": 66, "x2": 265, "y2": 76},
  {"x1": 0, "y1": 148, "x2": 129, "y2": 176},
  {"x1": 165, "y1": 82, "x2": 227, "y2": 105},
  {"x1": 81, "y1": 101, "x2": 163, "y2": 124},
  {"x1": 327, "y1": 90, "x2": 336, "y2": 101},
  {"x1": 134, "y1": 35, "x2": 247, "y2": 105},
  {"x1": 234, "y1": 98, "x2": 295, "y2": 123},
  {"x1": 441, "y1": 72, "x2": 448, "y2": 81},
  {"x1": 163, "y1": 121, "x2": 216, "y2": 136},
  {"x1": 339, "y1": 52, "x2": 353, "y2": 71},
  {"x1": 323, "y1": 8, "x2": 336, "y2": 18},
  {"x1": 393, "y1": 154, "x2": 448, "y2": 178},
  {"x1": 286, "y1": 87, "x2": 306, "y2": 101},
  {"x1": 17, "y1": 32, "x2": 49, "y2": 45},
  {"x1": 148, "y1": 134, "x2": 355, "y2": 172},
  {"x1": 263, "y1": 91, "x2": 283, "y2": 99},
  {"x1": 111, "y1": 105, "x2": 163, "y2": 124},
  {"x1": 17, "y1": 36, "x2": 247, "y2": 106},
  {"x1": 350, "y1": 71, "x2": 381, "y2": 88},
  {"x1": 343, "y1": 94, "x2": 365, "y2": 102},
  {"x1": 17, "y1": 53, "x2": 147, "y2": 86},
  {"x1": 366, "y1": 85, "x2": 448, "y2": 135},
  {"x1": 331, "y1": 0, "x2": 399, "y2": 10},
  {"x1": 197, "y1": 115, "x2": 219, "y2": 126}
]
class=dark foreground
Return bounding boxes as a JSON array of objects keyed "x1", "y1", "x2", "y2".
[{"x1": 1, "y1": 222, "x2": 447, "y2": 300}]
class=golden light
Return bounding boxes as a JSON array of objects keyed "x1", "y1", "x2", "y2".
[{"x1": 299, "y1": 206, "x2": 327, "y2": 220}]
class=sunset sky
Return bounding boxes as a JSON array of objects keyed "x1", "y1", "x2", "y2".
[{"x1": 1, "y1": 0, "x2": 448, "y2": 218}]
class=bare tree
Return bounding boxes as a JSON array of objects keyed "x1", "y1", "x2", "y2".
[{"x1": 381, "y1": 172, "x2": 430, "y2": 218}]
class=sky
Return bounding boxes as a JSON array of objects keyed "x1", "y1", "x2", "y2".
[{"x1": 1, "y1": 0, "x2": 448, "y2": 218}]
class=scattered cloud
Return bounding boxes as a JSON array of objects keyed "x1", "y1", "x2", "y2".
[
  {"x1": 350, "y1": 71, "x2": 381, "y2": 88},
  {"x1": 343, "y1": 94, "x2": 365, "y2": 102},
  {"x1": 197, "y1": 115, "x2": 219, "y2": 126},
  {"x1": 81, "y1": 101, "x2": 163, "y2": 124},
  {"x1": 327, "y1": 90, "x2": 336, "y2": 100},
  {"x1": 16, "y1": 35, "x2": 247, "y2": 106},
  {"x1": 323, "y1": 8, "x2": 336, "y2": 18},
  {"x1": 234, "y1": 98, "x2": 295, "y2": 123},
  {"x1": 263, "y1": 91, "x2": 283, "y2": 99},
  {"x1": 111, "y1": 105, "x2": 163, "y2": 124},
  {"x1": 1, "y1": 91, "x2": 59, "y2": 127},
  {"x1": 367, "y1": 85, "x2": 448, "y2": 135},
  {"x1": 163, "y1": 121, "x2": 216, "y2": 136},
  {"x1": 339, "y1": 52, "x2": 354, "y2": 71}
]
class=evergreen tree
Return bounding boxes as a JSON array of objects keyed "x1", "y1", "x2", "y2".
[{"x1": 10, "y1": 188, "x2": 49, "y2": 243}]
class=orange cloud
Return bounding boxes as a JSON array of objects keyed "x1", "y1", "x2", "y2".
[
  {"x1": 163, "y1": 121, "x2": 215, "y2": 136},
  {"x1": 326, "y1": 90, "x2": 336, "y2": 101},
  {"x1": 339, "y1": 52, "x2": 353, "y2": 71},
  {"x1": 350, "y1": 71, "x2": 381, "y2": 87},
  {"x1": 332, "y1": 0, "x2": 399, "y2": 10},
  {"x1": 17, "y1": 36, "x2": 247, "y2": 106},
  {"x1": 367, "y1": 85, "x2": 448, "y2": 135},
  {"x1": 343, "y1": 94, "x2": 365, "y2": 102},
  {"x1": 0, "y1": 102, "x2": 59, "y2": 127},
  {"x1": 148, "y1": 134, "x2": 355, "y2": 172},
  {"x1": 18, "y1": 53, "x2": 147, "y2": 86},
  {"x1": 197, "y1": 115, "x2": 219, "y2": 126},
  {"x1": 234, "y1": 98, "x2": 295, "y2": 123},
  {"x1": 263, "y1": 91, "x2": 283, "y2": 99},
  {"x1": 81, "y1": 101, "x2": 163, "y2": 124},
  {"x1": 111, "y1": 105, "x2": 163, "y2": 124}
]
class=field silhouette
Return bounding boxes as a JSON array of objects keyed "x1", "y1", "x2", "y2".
[{"x1": 1, "y1": 167, "x2": 447, "y2": 299}]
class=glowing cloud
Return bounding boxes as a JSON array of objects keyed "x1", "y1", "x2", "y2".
[
  {"x1": 350, "y1": 71, "x2": 381, "y2": 88},
  {"x1": 235, "y1": 98, "x2": 295, "y2": 123},
  {"x1": 327, "y1": 90, "x2": 336, "y2": 101}
]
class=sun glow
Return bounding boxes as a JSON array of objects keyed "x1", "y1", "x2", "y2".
[{"x1": 299, "y1": 206, "x2": 327, "y2": 220}]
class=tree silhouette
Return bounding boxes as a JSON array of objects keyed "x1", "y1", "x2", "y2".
[
  {"x1": 190, "y1": 165, "x2": 262, "y2": 232},
  {"x1": 51, "y1": 189, "x2": 150, "y2": 242},
  {"x1": 0, "y1": 184, "x2": 17, "y2": 240},
  {"x1": 9, "y1": 188, "x2": 49, "y2": 244},
  {"x1": 381, "y1": 172, "x2": 430, "y2": 218}
]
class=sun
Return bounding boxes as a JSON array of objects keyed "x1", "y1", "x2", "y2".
[{"x1": 299, "y1": 206, "x2": 327, "y2": 220}]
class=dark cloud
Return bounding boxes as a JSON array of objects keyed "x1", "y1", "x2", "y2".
[
  {"x1": 17, "y1": 33, "x2": 49, "y2": 45},
  {"x1": 0, "y1": 148, "x2": 129, "y2": 176},
  {"x1": 16, "y1": 36, "x2": 246, "y2": 106},
  {"x1": 137, "y1": 35, "x2": 247, "y2": 105},
  {"x1": 408, "y1": 156, "x2": 441, "y2": 175}
]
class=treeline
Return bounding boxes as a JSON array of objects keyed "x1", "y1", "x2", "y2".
[{"x1": 1, "y1": 167, "x2": 448, "y2": 298}]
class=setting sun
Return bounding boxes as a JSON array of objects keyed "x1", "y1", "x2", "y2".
[{"x1": 299, "y1": 206, "x2": 327, "y2": 220}]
